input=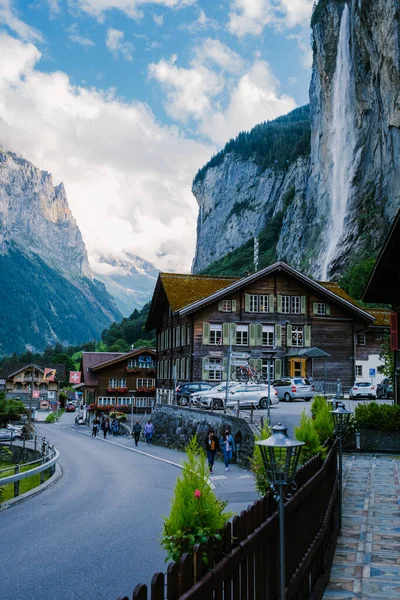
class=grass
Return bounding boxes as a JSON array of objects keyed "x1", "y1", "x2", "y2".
[{"x1": 0, "y1": 459, "x2": 52, "y2": 503}]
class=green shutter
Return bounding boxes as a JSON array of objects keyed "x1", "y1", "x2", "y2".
[
  {"x1": 301, "y1": 296, "x2": 306, "y2": 314},
  {"x1": 255, "y1": 358, "x2": 262, "y2": 371},
  {"x1": 245, "y1": 294, "x2": 250, "y2": 312},
  {"x1": 222, "y1": 358, "x2": 228, "y2": 381},
  {"x1": 275, "y1": 324, "x2": 282, "y2": 347},
  {"x1": 269, "y1": 294, "x2": 275, "y2": 313},
  {"x1": 326, "y1": 304, "x2": 331, "y2": 316},
  {"x1": 249, "y1": 359, "x2": 256, "y2": 368},
  {"x1": 218, "y1": 301, "x2": 223, "y2": 311},
  {"x1": 304, "y1": 325, "x2": 311, "y2": 347},
  {"x1": 222, "y1": 323, "x2": 230, "y2": 345},
  {"x1": 313, "y1": 302, "x2": 318, "y2": 315},
  {"x1": 202, "y1": 358, "x2": 209, "y2": 381},
  {"x1": 202, "y1": 322, "x2": 210, "y2": 345},
  {"x1": 277, "y1": 295, "x2": 282, "y2": 313},
  {"x1": 230, "y1": 323, "x2": 237, "y2": 343},
  {"x1": 286, "y1": 324, "x2": 293, "y2": 347},
  {"x1": 275, "y1": 358, "x2": 282, "y2": 379},
  {"x1": 256, "y1": 324, "x2": 263, "y2": 346},
  {"x1": 249, "y1": 323, "x2": 256, "y2": 346},
  {"x1": 231, "y1": 299, "x2": 237, "y2": 312}
]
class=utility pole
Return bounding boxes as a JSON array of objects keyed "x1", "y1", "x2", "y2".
[
  {"x1": 254, "y1": 237, "x2": 259, "y2": 272},
  {"x1": 224, "y1": 326, "x2": 233, "y2": 414},
  {"x1": 27, "y1": 366, "x2": 34, "y2": 437}
]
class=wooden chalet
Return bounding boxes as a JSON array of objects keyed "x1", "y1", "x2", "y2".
[
  {"x1": 79, "y1": 348, "x2": 156, "y2": 412},
  {"x1": 0, "y1": 362, "x2": 66, "y2": 410},
  {"x1": 146, "y1": 262, "x2": 389, "y2": 400}
]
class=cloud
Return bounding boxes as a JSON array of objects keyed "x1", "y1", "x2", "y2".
[
  {"x1": 149, "y1": 39, "x2": 296, "y2": 144},
  {"x1": 0, "y1": 32, "x2": 213, "y2": 272},
  {"x1": 228, "y1": 0, "x2": 314, "y2": 36},
  {"x1": 0, "y1": 0, "x2": 43, "y2": 42},
  {"x1": 105, "y1": 28, "x2": 134, "y2": 61},
  {"x1": 71, "y1": 0, "x2": 196, "y2": 21},
  {"x1": 180, "y1": 9, "x2": 219, "y2": 33},
  {"x1": 153, "y1": 13, "x2": 164, "y2": 26},
  {"x1": 67, "y1": 23, "x2": 95, "y2": 48}
]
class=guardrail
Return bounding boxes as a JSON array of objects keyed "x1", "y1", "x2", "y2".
[{"x1": 0, "y1": 436, "x2": 59, "y2": 499}]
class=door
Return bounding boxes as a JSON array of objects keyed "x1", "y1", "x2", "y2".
[{"x1": 289, "y1": 358, "x2": 306, "y2": 377}]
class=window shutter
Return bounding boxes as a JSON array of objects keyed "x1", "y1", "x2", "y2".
[
  {"x1": 269, "y1": 295, "x2": 275, "y2": 313},
  {"x1": 275, "y1": 358, "x2": 282, "y2": 379},
  {"x1": 232, "y1": 300, "x2": 237, "y2": 312},
  {"x1": 326, "y1": 304, "x2": 331, "y2": 316},
  {"x1": 255, "y1": 358, "x2": 262, "y2": 371},
  {"x1": 275, "y1": 324, "x2": 282, "y2": 347},
  {"x1": 245, "y1": 294, "x2": 250, "y2": 312},
  {"x1": 286, "y1": 324, "x2": 292, "y2": 347},
  {"x1": 218, "y1": 301, "x2": 223, "y2": 311},
  {"x1": 222, "y1": 358, "x2": 228, "y2": 381},
  {"x1": 301, "y1": 296, "x2": 306, "y2": 314},
  {"x1": 390, "y1": 313, "x2": 399, "y2": 350},
  {"x1": 256, "y1": 324, "x2": 263, "y2": 346},
  {"x1": 202, "y1": 358, "x2": 209, "y2": 381},
  {"x1": 277, "y1": 295, "x2": 282, "y2": 313},
  {"x1": 223, "y1": 323, "x2": 230, "y2": 345},
  {"x1": 202, "y1": 322, "x2": 210, "y2": 345},
  {"x1": 249, "y1": 359, "x2": 256, "y2": 368},
  {"x1": 304, "y1": 326, "x2": 311, "y2": 347},
  {"x1": 230, "y1": 323, "x2": 237, "y2": 343},
  {"x1": 249, "y1": 323, "x2": 256, "y2": 346},
  {"x1": 313, "y1": 302, "x2": 318, "y2": 314}
]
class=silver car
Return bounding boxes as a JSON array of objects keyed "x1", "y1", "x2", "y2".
[
  {"x1": 272, "y1": 378, "x2": 313, "y2": 402},
  {"x1": 199, "y1": 385, "x2": 279, "y2": 410}
]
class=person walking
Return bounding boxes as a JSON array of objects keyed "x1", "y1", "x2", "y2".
[
  {"x1": 144, "y1": 419, "x2": 154, "y2": 445},
  {"x1": 205, "y1": 429, "x2": 219, "y2": 474},
  {"x1": 220, "y1": 429, "x2": 235, "y2": 472},
  {"x1": 92, "y1": 419, "x2": 99, "y2": 438},
  {"x1": 132, "y1": 420, "x2": 142, "y2": 446},
  {"x1": 112, "y1": 417, "x2": 119, "y2": 436}
]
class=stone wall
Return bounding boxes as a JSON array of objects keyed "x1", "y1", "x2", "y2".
[
  {"x1": 149, "y1": 405, "x2": 256, "y2": 468},
  {"x1": 8, "y1": 446, "x2": 41, "y2": 464}
]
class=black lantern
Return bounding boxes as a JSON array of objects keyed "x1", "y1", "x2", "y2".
[{"x1": 330, "y1": 402, "x2": 352, "y2": 533}]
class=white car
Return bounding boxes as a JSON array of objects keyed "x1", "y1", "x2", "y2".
[
  {"x1": 199, "y1": 384, "x2": 279, "y2": 410},
  {"x1": 349, "y1": 381, "x2": 377, "y2": 399},
  {"x1": 190, "y1": 381, "x2": 257, "y2": 406}
]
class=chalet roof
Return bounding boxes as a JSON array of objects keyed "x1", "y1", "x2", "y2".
[
  {"x1": 285, "y1": 347, "x2": 331, "y2": 359},
  {"x1": 365, "y1": 308, "x2": 391, "y2": 327},
  {"x1": 0, "y1": 362, "x2": 66, "y2": 381},
  {"x1": 81, "y1": 352, "x2": 125, "y2": 386},
  {"x1": 91, "y1": 347, "x2": 156, "y2": 371},
  {"x1": 160, "y1": 273, "x2": 239, "y2": 312}
]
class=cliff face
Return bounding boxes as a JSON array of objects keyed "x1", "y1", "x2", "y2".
[{"x1": 192, "y1": 0, "x2": 400, "y2": 280}]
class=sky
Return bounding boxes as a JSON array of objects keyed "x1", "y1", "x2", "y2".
[{"x1": 0, "y1": 0, "x2": 314, "y2": 274}]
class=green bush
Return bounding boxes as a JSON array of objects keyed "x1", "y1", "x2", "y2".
[
  {"x1": 295, "y1": 411, "x2": 323, "y2": 464},
  {"x1": 45, "y1": 412, "x2": 57, "y2": 423},
  {"x1": 250, "y1": 424, "x2": 272, "y2": 496},
  {"x1": 313, "y1": 399, "x2": 334, "y2": 444},
  {"x1": 310, "y1": 395, "x2": 326, "y2": 419},
  {"x1": 355, "y1": 402, "x2": 400, "y2": 431},
  {"x1": 161, "y1": 437, "x2": 233, "y2": 563}
]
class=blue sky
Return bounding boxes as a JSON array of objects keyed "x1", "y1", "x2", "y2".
[{"x1": 0, "y1": 0, "x2": 314, "y2": 273}]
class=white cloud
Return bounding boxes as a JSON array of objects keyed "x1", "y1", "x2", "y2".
[
  {"x1": 67, "y1": 23, "x2": 95, "y2": 48},
  {"x1": 153, "y1": 13, "x2": 164, "y2": 26},
  {"x1": 180, "y1": 9, "x2": 219, "y2": 33},
  {"x1": 72, "y1": 0, "x2": 196, "y2": 21},
  {"x1": 0, "y1": 33, "x2": 213, "y2": 272},
  {"x1": 0, "y1": 0, "x2": 43, "y2": 42},
  {"x1": 149, "y1": 39, "x2": 296, "y2": 144},
  {"x1": 228, "y1": 0, "x2": 314, "y2": 36},
  {"x1": 105, "y1": 28, "x2": 134, "y2": 61}
]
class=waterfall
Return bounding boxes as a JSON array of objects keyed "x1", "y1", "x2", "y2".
[{"x1": 321, "y1": 2, "x2": 357, "y2": 280}]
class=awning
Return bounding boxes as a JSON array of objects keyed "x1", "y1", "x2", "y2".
[{"x1": 284, "y1": 347, "x2": 331, "y2": 359}]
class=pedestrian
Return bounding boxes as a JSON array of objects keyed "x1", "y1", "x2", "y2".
[
  {"x1": 132, "y1": 420, "x2": 142, "y2": 446},
  {"x1": 92, "y1": 419, "x2": 98, "y2": 438},
  {"x1": 220, "y1": 429, "x2": 235, "y2": 472},
  {"x1": 144, "y1": 419, "x2": 154, "y2": 445},
  {"x1": 205, "y1": 429, "x2": 220, "y2": 474},
  {"x1": 112, "y1": 417, "x2": 119, "y2": 436},
  {"x1": 105, "y1": 418, "x2": 111, "y2": 438}
]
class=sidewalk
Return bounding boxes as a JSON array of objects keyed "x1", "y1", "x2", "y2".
[{"x1": 323, "y1": 453, "x2": 400, "y2": 599}]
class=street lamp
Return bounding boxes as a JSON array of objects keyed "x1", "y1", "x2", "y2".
[
  {"x1": 262, "y1": 350, "x2": 276, "y2": 424},
  {"x1": 255, "y1": 424, "x2": 304, "y2": 600},
  {"x1": 330, "y1": 402, "x2": 352, "y2": 533}
]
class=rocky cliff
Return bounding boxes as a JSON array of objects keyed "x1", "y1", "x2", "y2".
[
  {"x1": 0, "y1": 147, "x2": 122, "y2": 355},
  {"x1": 192, "y1": 0, "x2": 400, "y2": 281}
]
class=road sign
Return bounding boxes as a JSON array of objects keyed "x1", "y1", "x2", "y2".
[
  {"x1": 230, "y1": 360, "x2": 249, "y2": 367},
  {"x1": 230, "y1": 352, "x2": 251, "y2": 359},
  {"x1": 369, "y1": 368, "x2": 376, "y2": 377},
  {"x1": 204, "y1": 364, "x2": 225, "y2": 371}
]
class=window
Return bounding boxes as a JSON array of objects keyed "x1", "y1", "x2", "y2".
[
  {"x1": 248, "y1": 295, "x2": 269, "y2": 312},
  {"x1": 117, "y1": 397, "x2": 132, "y2": 405},
  {"x1": 262, "y1": 325, "x2": 274, "y2": 347},
  {"x1": 221, "y1": 299, "x2": 232, "y2": 312},
  {"x1": 108, "y1": 378, "x2": 126, "y2": 388},
  {"x1": 40, "y1": 383, "x2": 48, "y2": 390},
  {"x1": 128, "y1": 357, "x2": 155, "y2": 369},
  {"x1": 316, "y1": 303, "x2": 326, "y2": 315},
  {"x1": 15, "y1": 382, "x2": 22, "y2": 390},
  {"x1": 98, "y1": 397, "x2": 116, "y2": 406},
  {"x1": 282, "y1": 296, "x2": 301, "y2": 314},
  {"x1": 259, "y1": 295, "x2": 269, "y2": 313},
  {"x1": 209, "y1": 358, "x2": 222, "y2": 382},
  {"x1": 356, "y1": 333, "x2": 366, "y2": 345},
  {"x1": 181, "y1": 326, "x2": 186, "y2": 346},
  {"x1": 236, "y1": 324, "x2": 249, "y2": 345},
  {"x1": 137, "y1": 378, "x2": 155, "y2": 389},
  {"x1": 210, "y1": 324, "x2": 222, "y2": 345},
  {"x1": 355, "y1": 365, "x2": 363, "y2": 377},
  {"x1": 292, "y1": 326, "x2": 304, "y2": 347},
  {"x1": 262, "y1": 359, "x2": 274, "y2": 381},
  {"x1": 375, "y1": 333, "x2": 383, "y2": 341},
  {"x1": 249, "y1": 295, "x2": 258, "y2": 312},
  {"x1": 136, "y1": 397, "x2": 148, "y2": 407}
]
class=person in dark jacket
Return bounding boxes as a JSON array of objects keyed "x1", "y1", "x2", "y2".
[
  {"x1": 132, "y1": 420, "x2": 142, "y2": 446},
  {"x1": 92, "y1": 419, "x2": 99, "y2": 438},
  {"x1": 220, "y1": 429, "x2": 235, "y2": 472},
  {"x1": 205, "y1": 429, "x2": 220, "y2": 474}
]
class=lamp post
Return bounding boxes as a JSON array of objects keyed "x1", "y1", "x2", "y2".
[
  {"x1": 330, "y1": 402, "x2": 352, "y2": 533},
  {"x1": 262, "y1": 350, "x2": 276, "y2": 425},
  {"x1": 255, "y1": 424, "x2": 304, "y2": 600}
]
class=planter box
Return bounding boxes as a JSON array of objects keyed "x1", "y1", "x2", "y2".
[{"x1": 359, "y1": 429, "x2": 400, "y2": 452}]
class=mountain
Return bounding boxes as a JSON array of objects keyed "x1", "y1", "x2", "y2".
[
  {"x1": 91, "y1": 253, "x2": 159, "y2": 317},
  {"x1": 192, "y1": 0, "x2": 400, "y2": 283},
  {"x1": 0, "y1": 147, "x2": 122, "y2": 355}
]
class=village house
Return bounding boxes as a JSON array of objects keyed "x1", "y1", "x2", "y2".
[
  {"x1": 0, "y1": 362, "x2": 66, "y2": 411},
  {"x1": 79, "y1": 348, "x2": 156, "y2": 412},
  {"x1": 146, "y1": 262, "x2": 389, "y2": 401}
]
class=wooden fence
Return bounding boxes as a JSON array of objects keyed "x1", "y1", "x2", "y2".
[{"x1": 117, "y1": 442, "x2": 338, "y2": 600}]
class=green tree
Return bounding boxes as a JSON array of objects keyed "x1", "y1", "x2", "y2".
[
  {"x1": 0, "y1": 393, "x2": 27, "y2": 427},
  {"x1": 250, "y1": 424, "x2": 271, "y2": 496},
  {"x1": 378, "y1": 334, "x2": 395, "y2": 379},
  {"x1": 295, "y1": 410, "x2": 322, "y2": 464}
]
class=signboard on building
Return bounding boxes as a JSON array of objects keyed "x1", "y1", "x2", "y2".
[
  {"x1": 204, "y1": 364, "x2": 225, "y2": 371},
  {"x1": 32, "y1": 391, "x2": 40, "y2": 399},
  {"x1": 230, "y1": 352, "x2": 251, "y2": 359},
  {"x1": 48, "y1": 391, "x2": 56, "y2": 399},
  {"x1": 369, "y1": 368, "x2": 376, "y2": 378},
  {"x1": 230, "y1": 360, "x2": 250, "y2": 367},
  {"x1": 209, "y1": 351, "x2": 223, "y2": 357}
]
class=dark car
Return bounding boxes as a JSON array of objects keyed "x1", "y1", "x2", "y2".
[
  {"x1": 65, "y1": 404, "x2": 76, "y2": 412},
  {"x1": 176, "y1": 382, "x2": 214, "y2": 406},
  {"x1": 376, "y1": 378, "x2": 393, "y2": 399}
]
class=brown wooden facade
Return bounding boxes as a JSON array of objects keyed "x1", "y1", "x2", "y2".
[{"x1": 147, "y1": 263, "x2": 389, "y2": 400}]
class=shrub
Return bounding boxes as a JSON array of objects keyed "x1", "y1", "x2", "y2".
[
  {"x1": 250, "y1": 424, "x2": 272, "y2": 496},
  {"x1": 310, "y1": 395, "x2": 326, "y2": 419},
  {"x1": 161, "y1": 437, "x2": 233, "y2": 563},
  {"x1": 45, "y1": 412, "x2": 57, "y2": 423},
  {"x1": 313, "y1": 399, "x2": 334, "y2": 444},
  {"x1": 355, "y1": 402, "x2": 400, "y2": 431},
  {"x1": 295, "y1": 410, "x2": 323, "y2": 464}
]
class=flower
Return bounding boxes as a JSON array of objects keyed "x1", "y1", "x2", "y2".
[{"x1": 194, "y1": 489, "x2": 201, "y2": 498}]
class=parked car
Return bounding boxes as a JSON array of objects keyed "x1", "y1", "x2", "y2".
[
  {"x1": 6, "y1": 424, "x2": 23, "y2": 439},
  {"x1": 199, "y1": 385, "x2": 279, "y2": 410},
  {"x1": 0, "y1": 428, "x2": 20, "y2": 440},
  {"x1": 376, "y1": 378, "x2": 393, "y2": 399},
  {"x1": 176, "y1": 382, "x2": 214, "y2": 406},
  {"x1": 65, "y1": 404, "x2": 76, "y2": 412},
  {"x1": 190, "y1": 382, "x2": 242, "y2": 406},
  {"x1": 349, "y1": 381, "x2": 377, "y2": 399},
  {"x1": 272, "y1": 378, "x2": 313, "y2": 402}
]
